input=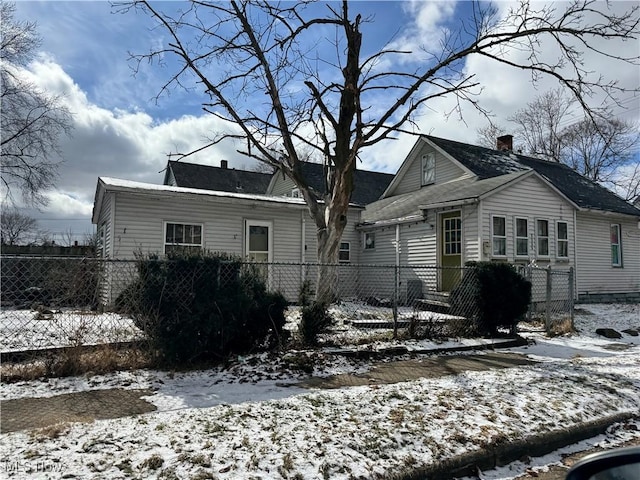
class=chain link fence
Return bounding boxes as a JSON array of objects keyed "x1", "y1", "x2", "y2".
[
  {"x1": 518, "y1": 265, "x2": 574, "y2": 334},
  {"x1": 1, "y1": 256, "x2": 573, "y2": 377}
]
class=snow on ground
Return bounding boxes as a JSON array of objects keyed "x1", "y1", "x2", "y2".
[
  {"x1": 1, "y1": 304, "x2": 639, "y2": 479},
  {"x1": 0, "y1": 309, "x2": 143, "y2": 351}
]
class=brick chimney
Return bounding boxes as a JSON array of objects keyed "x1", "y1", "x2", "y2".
[
  {"x1": 221, "y1": 160, "x2": 228, "y2": 169},
  {"x1": 496, "y1": 135, "x2": 513, "y2": 152}
]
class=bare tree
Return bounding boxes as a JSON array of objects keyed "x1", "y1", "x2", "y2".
[
  {"x1": 509, "y1": 88, "x2": 577, "y2": 162},
  {"x1": 561, "y1": 117, "x2": 640, "y2": 200},
  {"x1": 0, "y1": 3, "x2": 73, "y2": 206},
  {"x1": 0, "y1": 207, "x2": 37, "y2": 245},
  {"x1": 480, "y1": 89, "x2": 640, "y2": 201},
  {"x1": 116, "y1": 0, "x2": 639, "y2": 304},
  {"x1": 476, "y1": 123, "x2": 512, "y2": 150}
]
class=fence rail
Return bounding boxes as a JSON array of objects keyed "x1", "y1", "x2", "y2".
[{"x1": 1, "y1": 256, "x2": 573, "y2": 360}]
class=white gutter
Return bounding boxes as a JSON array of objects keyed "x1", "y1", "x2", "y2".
[
  {"x1": 356, "y1": 214, "x2": 425, "y2": 231},
  {"x1": 418, "y1": 198, "x2": 479, "y2": 210}
]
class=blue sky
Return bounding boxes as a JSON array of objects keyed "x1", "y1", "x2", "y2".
[{"x1": 7, "y1": 1, "x2": 640, "y2": 243}]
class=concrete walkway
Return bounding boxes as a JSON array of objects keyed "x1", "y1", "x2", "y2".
[
  {"x1": 297, "y1": 351, "x2": 534, "y2": 389},
  {"x1": 1, "y1": 351, "x2": 534, "y2": 433}
]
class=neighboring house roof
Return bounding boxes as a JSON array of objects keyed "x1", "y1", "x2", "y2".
[
  {"x1": 165, "y1": 160, "x2": 272, "y2": 194},
  {"x1": 424, "y1": 135, "x2": 640, "y2": 217},
  {"x1": 270, "y1": 162, "x2": 394, "y2": 206},
  {"x1": 361, "y1": 171, "x2": 531, "y2": 225},
  {"x1": 92, "y1": 177, "x2": 307, "y2": 224}
]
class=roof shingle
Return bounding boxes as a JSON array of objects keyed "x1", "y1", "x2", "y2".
[
  {"x1": 166, "y1": 161, "x2": 271, "y2": 194},
  {"x1": 425, "y1": 135, "x2": 640, "y2": 217}
]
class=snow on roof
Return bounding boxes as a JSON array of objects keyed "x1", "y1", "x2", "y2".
[{"x1": 99, "y1": 176, "x2": 308, "y2": 205}]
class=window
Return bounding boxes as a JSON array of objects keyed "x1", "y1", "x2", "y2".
[
  {"x1": 421, "y1": 153, "x2": 435, "y2": 185},
  {"x1": 515, "y1": 217, "x2": 529, "y2": 257},
  {"x1": 557, "y1": 221, "x2": 569, "y2": 259},
  {"x1": 536, "y1": 219, "x2": 549, "y2": 257},
  {"x1": 339, "y1": 242, "x2": 350, "y2": 263},
  {"x1": 364, "y1": 232, "x2": 375, "y2": 250},
  {"x1": 291, "y1": 188, "x2": 301, "y2": 198},
  {"x1": 443, "y1": 217, "x2": 461, "y2": 255},
  {"x1": 165, "y1": 222, "x2": 203, "y2": 254},
  {"x1": 492, "y1": 216, "x2": 506, "y2": 256},
  {"x1": 98, "y1": 222, "x2": 106, "y2": 258},
  {"x1": 611, "y1": 224, "x2": 622, "y2": 267}
]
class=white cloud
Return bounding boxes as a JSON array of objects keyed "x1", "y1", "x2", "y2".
[
  {"x1": 361, "y1": 0, "x2": 640, "y2": 174},
  {"x1": 9, "y1": 58, "x2": 249, "y2": 241}
]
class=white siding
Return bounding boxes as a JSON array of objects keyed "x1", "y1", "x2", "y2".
[
  {"x1": 111, "y1": 191, "x2": 305, "y2": 262},
  {"x1": 388, "y1": 145, "x2": 468, "y2": 196},
  {"x1": 460, "y1": 204, "x2": 480, "y2": 262},
  {"x1": 401, "y1": 214, "x2": 437, "y2": 265},
  {"x1": 359, "y1": 227, "x2": 397, "y2": 265},
  {"x1": 575, "y1": 212, "x2": 640, "y2": 295},
  {"x1": 269, "y1": 172, "x2": 296, "y2": 196},
  {"x1": 299, "y1": 208, "x2": 362, "y2": 264},
  {"x1": 97, "y1": 192, "x2": 114, "y2": 258},
  {"x1": 480, "y1": 176, "x2": 576, "y2": 268}
]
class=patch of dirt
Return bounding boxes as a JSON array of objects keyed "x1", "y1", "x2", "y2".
[{"x1": 1, "y1": 388, "x2": 156, "y2": 433}]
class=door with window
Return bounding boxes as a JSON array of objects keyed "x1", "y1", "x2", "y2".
[
  {"x1": 439, "y1": 211, "x2": 462, "y2": 291},
  {"x1": 245, "y1": 220, "x2": 272, "y2": 282}
]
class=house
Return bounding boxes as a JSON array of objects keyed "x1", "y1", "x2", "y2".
[
  {"x1": 164, "y1": 159, "x2": 272, "y2": 194},
  {"x1": 92, "y1": 135, "x2": 640, "y2": 305},
  {"x1": 358, "y1": 135, "x2": 640, "y2": 302},
  {"x1": 92, "y1": 162, "x2": 393, "y2": 303}
]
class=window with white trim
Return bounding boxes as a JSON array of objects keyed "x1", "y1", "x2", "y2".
[
  {"x1": 291, "y1": 188, "x2": 301, "y2": 198},
  {"x1": 515, "y1": 217, "x2": 529, "y2": 257},
  {"x1": 492, "y1": 216, "x2": 506, "y2": 256},
  {"x1": 611, "y1": 224, "x2": 622, "y2": 267},
  {"x1": 536, "y1": 219, "x2": 549, "y2": 257},
  {"x1": 556, "y1": 221, "x2": 569, "y2": 259},
  {"x1": 339, "y1": 242, "x2": 350, "y2": 263},
  {"x1": 421, "y1": 153, "x2": 435, "y2": 186},
  {"x1": 164, "y1": 222, "x2": 203, "y2": 254},
  {"x1": 364, "y1": 232, "x2": 375, "y2": 250}
]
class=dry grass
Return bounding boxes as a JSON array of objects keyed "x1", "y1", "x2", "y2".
[
  {"x1": 1, "y1": 345, "x2": 155, "y2": 382},
  {"x1": 30, "y1": 422, "x2": 71, "y2": 441},
  {"x1": 549, "y1": 316, "x2": 575, "y2": 336}
]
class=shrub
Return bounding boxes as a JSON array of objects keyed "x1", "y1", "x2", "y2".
[
  {"x1": 299, "y1": 301, "x2": 332, "y2": 346},
  {"x1": 450, "y1": 261, "x2": 531, "y2": 337},
  {"x1": 119, "y1": 251, "x2": 288, "y2": 364}
]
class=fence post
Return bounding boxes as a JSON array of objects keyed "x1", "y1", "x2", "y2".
[
  {"x1": 568, "y1": 267, "x2": 575, "y2": 330},
  {"x1": 393, "y1": 265, "x2": 399, "y2": 339},
  {"x1": 545, "y1": 265, "x2": 552, "y2": 334},
  {"x1": 522, "y1": 266, "x2": 532, "y2": 322}
]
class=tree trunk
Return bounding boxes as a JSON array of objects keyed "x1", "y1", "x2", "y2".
[{"x1": 312, "y1": 169, "x2": 352, "y2": 306}]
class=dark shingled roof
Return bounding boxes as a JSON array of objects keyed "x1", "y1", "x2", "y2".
[
  {"x1": 425, "y1": 135, "x2": 640, "y2": 217},
  {"x1": 165, "y1": 161, "x2": 271, "y2": 194},
  {"x1": 293, "y1": 162, "x2": 394, "y2": 206}
]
